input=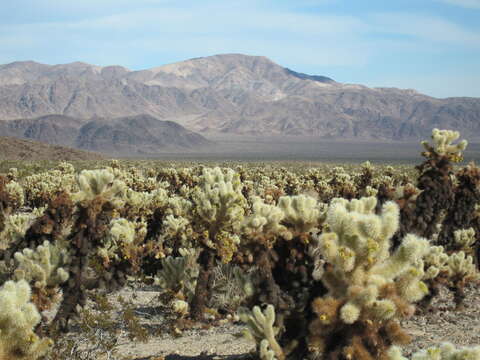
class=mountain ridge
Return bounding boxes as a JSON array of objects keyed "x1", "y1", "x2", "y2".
[{"x1": 0, "y1": 54, "x2": 479, "y2": 141}]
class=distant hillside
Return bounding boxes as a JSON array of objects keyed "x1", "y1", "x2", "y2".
[
  {"x1": 75, "y1": 114, "x2": 210, "y2": 153},
  {"x1": 0, "y1": 114, "x2": 210, "y2": 155},
  {"x1": 0, "y1": 136, "x2": 104, "y2": 161},
  {"x1": 0, "y1": 54, "x2": 479, "y2": 140}
]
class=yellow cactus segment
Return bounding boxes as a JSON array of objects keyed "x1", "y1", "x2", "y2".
[
  {"x1": 419, "y1": 282, "x2": 429, "y2": 294},
  {"x1": 339, "y1": 247, "x2": 353, "y2": 259},
  {"x1": 367, "y1": 238, "x2": 379, "y2": 252}
]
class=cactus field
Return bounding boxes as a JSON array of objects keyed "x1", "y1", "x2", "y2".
[{"x1": 1, "y1": 129, "x2": 480, "y2": 360}]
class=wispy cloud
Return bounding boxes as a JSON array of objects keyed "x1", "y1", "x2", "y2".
[
  {"x1": 439, "y1": 0, "x2": 480, "y2": 9},
  {"x1": 370, "y1": 13, "x2": 480, "y2": 47},
  {"x1": 0, "y1": 0, "x2": 479, "y2": 97},
  {"x1": 0, "y1": 2, "x2": 373, "y2": 68}
]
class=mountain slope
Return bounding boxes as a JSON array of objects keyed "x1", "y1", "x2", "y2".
[
  {"x1": 0, "y1": 54, "x2": 479, "y2": 140},
  {"x1": 0, "y1": 136, "x2": 104, "y2": 161},
  {"x1": 0, "y1": 114, "x2": 210, "y2": 155}
]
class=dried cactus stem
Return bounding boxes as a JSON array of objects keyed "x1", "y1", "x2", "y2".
[
  {"x1": 52, "y1": 232, "x2": 89, "y2": 332},
  {"x1": 0, "y1": 175, "x2": 11, "y2": 234},
  {"x1": 418, "y1": 278, "x2": 443, "y2": 311},
  {"x1": 449, "y1": 281, "x2": 467, "y2": 311},
  {"x1": 438, "y1": 164, "x2": 480, "y2": 251},
  {"x1": 190, "y1": 247, "x2": 215, "y2": 321},
  {"x1": 256, "y1": 245, "x2": 291, "y2": 312},
  {"x1": 52, "y1": 198, "x2": 112, "y2": 331}
]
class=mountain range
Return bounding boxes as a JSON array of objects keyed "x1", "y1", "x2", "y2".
[{"x1": 0, "y1": 54, "x2": 479, "y2": 144}]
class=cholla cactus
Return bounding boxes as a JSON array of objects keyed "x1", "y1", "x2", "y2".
[
  {"x1": 445, "y1": 251, "x2": 479, "y2": 309},
  {"x1": 364, "y1": 186, "x2": 378, "y2": 197},
  {"x1": 0, "y1": 176, "x2": 11, "y2": 235},
  {"x1": 446, "y1": 251, "x2": 478, "y2": 281},
  {"x1": 453, "y1": 228, "x2": 476, "y2": 252},
  {"x1": 422, "y1": 128, "x2": 468, "y2": 162},
  {"x1": 388, "y1": 343, "x2": 480, "y2": 360},
  {"x1": 0, "y1": 280, "x2": 52, "y2": 359},
  {"x1": 154, "y1": 249, "x2": 199, "y2": 301},
  {"x1": 13, "y1": 240, "x2": 70, "y2": 310},
  {"x1": 396, "y1": 129, "x2": 462, "y2": 244},
  {"x1": 97, "y1": 218, "x2": 138, "y2": 265},
  {"x1": 308, "y1": 197, "x2": 430, "y2": 359},
  {"x1": 5, "y1": 181, "x2": 24, "y2": 211},
  {"x1": 56, "y1": 161, "x2": 75, "y2": 175},
  {"x1": 7, "y1": 167, "x2": 18, "y2": 181},
  {"x1": 0, "y1": 213, "x2": 35, "y2": 249},
  {"x1": 192, "y1": 167, "x2": 245, "y2": 231},
  {"x1": 356, "y1": 161, "x2": 374, "y2": 196},
  {"x1": 419, "y1": 245, "x2": 450, "y2": 309},
  {"x1": 239, "y1": 305, "x2": 284, "y2": 360},
  {"x1": 243, "y1": 197, "x2": 289, "y2": 243},
  {"x1": 53, "y1": 169, "x2": 129, "y2": 330},
  {"x1": 278, "y1": 195, "x2": 321, "y2": 236},
  {"x1": 190, "y1": 167, "x2": 246, "y2": 320},
  {"x1": 423, "y1": 246, "x2": 449, "y2": 281},
  {"x1": 72, "y1": 169, "x2": 126, "y2": 207},
  {"x1": 438, "y1": 163, "x2": 480, "y2": 254},
  {"x1": 122, "y1": 189, "x2": 153, "y2": 219},
  {"x1": 22, "y1": 169, "x2": 77, "y2": 208},
  {"x1": 109, "y1": 218, "x2": 136, "y2": 242},
  {"x1": 328, "y1": 166, "x2": 357, "y2": 199},
  {"x1": 122, "y1": 188, "x2": 169, "y2": 219},
  {"x1": 167, "y1": 195, "x2": 192, "y2": 217},
  {"x1": 153, "y1": 249, "x2": 199, "y2": 319},
  {"x1": 158, "y1": 215, "x2": 194, "y2": 253},
  {"x1": 241, "y1": 197, "x2": 295, "y2": 311},
  {"x1": 421, "y1": 243, "x2": 479, "y2": 310},
  {"x1": 13, "y1": 240, "x2": 70, "y2": 288}
]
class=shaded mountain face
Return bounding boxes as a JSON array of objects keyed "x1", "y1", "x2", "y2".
[
  {"x1": 0, "y1": 114, "x2": 210, "y2": 155},
  {"x1": 0, "y1": 54, "x2": 479, "y2": 141}
]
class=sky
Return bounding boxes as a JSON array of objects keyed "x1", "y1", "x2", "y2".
[{"x1": 1, "y1": 0, "x2": 479, "y2": 98}]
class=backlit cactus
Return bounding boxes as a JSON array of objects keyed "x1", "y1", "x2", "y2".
[
  {"x1": 13, "y1": 240, "x2": 70, "y2": 311},
  {"x1": 243, "y1": 197, "x2": 289, "y2": 243},
  {"x1": 13, "y1": 241, "x2": 70, "y2": 288},
  {"x1": 453, "y1": 228, "x2": 476, "y2": 251},
  {"x1": 190, "y1": 167, "x2": 246, "y2": 319},
  {"x1": 4, "y1": 181, "x2": 24, "y2": 211},
  {"x1": 421, "y1": 129, "x2": 468, "y2": 162},
  {"x1": 278, "y1": 194, "x2": 321, "y2": 236},
  {"x1": 0, "y1": 280, "x2": 52, "y2": 359},
  {"x1": 444, "y1": 251, "x2": 479, "y2": 309},
  {"x1": 192, "y1": 167, "x2": 245, "y2": 230},
  {"x1": 308, "y1": 197, "x2": 430, "y2": 359},
  {"x1": 72, "y1": 169, "x2": 126, "y2": 207}
]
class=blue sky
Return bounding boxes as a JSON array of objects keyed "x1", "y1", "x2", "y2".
[{"x1": 1, "y1": 0, "x2": 479, "y2": 98}]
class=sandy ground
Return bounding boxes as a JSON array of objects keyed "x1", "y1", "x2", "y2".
[{"x1": 52, "y1": 282, "x2": 478, "y2": 360}]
